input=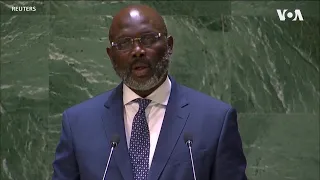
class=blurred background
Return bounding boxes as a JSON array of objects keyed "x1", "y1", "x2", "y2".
[{"x1": 0, "y1": 0, "x2": 319, "y2": 179}]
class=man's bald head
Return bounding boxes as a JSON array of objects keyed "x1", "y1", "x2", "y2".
[{"x1": 109, "y1": 4, "x2": 167, "y2": 41}]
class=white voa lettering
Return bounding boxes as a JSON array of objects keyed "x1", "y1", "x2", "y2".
[{"x1": 276, "y1": 9, "x2": 304, "y2": 21}]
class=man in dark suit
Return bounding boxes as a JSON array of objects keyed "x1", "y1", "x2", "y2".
[{"x1": 52, "y1": 4, "x2": 247, "y2": 180}]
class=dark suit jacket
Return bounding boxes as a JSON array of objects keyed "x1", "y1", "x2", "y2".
[{"x1": 52, "y1": 77, "x2": 247, "y2": 180}]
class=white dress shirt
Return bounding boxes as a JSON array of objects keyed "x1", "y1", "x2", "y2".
[{"x1": 123, "y1": 76, "x2": 171, "y2": 168}]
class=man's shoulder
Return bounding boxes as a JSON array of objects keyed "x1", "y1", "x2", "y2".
[
  {"x1": 64, "y1": 88, "x2": 115, "y2": 115},
  {"x1": 179, "y1": 84, "x2": 232, "y2": 111}
]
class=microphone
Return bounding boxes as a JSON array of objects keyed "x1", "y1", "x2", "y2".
[
  {"x1": 184, "y1": 133, "x2": 197, "y2": 180},
  {"x1": 102, "y1": 134, "x2": 120, "y2": 180}
]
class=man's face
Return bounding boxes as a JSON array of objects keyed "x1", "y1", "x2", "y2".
[{"x1": 107, "y1": 11, "x2": 173, "y2": 91}]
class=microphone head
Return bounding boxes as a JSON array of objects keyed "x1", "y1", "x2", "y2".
[
  {"x1": 111, "y1": 134, "x2": 120, "y2": 147},
  {"x1": 183, "y1": 132, "x2": 193, "y2": 144}
]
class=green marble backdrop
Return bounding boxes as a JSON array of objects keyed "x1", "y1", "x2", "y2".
[{"x1": 0, "y1": 1, "x2": 319, "y2": 180}]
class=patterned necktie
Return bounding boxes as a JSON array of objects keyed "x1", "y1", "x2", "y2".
[{"x1": 129, "y1": 98, "x2": 152, "y2": 180}]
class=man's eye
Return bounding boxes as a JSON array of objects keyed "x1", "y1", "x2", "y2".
[
  {"x1": 117, "y1": 38, "x2": 131, "y2": 44},
  {"x1": 114, "y1": 39, "x2": 131, "y2": 50},
  {"x1": 118, "y1": 41, "x2": 131, "y2": 45},
  {"x1": 142, "y1": 36, "x2": 157, "y2": 44}
]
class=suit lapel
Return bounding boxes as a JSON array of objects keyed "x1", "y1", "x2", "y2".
[
  {"x1": 148, "y1": 77, "x2": 190, "y2": 180},
  {"x1": 101, "y1": 83, "x2": 133, "y2": 180}
]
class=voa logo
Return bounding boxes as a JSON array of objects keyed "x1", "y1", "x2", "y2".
[{"x1": 276, "y1": 9, "x2": 304, "y2": 21}]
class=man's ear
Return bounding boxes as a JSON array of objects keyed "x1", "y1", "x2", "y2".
[
  {"x1": 106, "y1": 47, "x2": 114, "y2": 64},
  {"x1": 106, "y1": 47, "x2": 112, "y2": 59},
  {"x1": 167, "y1": 35, "x2": 173, "y2": 54}
]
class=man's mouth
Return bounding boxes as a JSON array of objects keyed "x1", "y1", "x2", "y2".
[
  {"x1": 131, "y1": 63, "x2": 150, "y2": 77},
  {"x1": 132, "y1": 63, "x2": 149, "y2": 70},
  {"x1": 134, "y1": 66, "x2": 147, "y2": 70}
]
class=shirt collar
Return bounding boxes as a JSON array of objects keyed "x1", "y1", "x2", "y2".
[{"x1": 123, "y1": 76, "x2": 171, "y2": 105}]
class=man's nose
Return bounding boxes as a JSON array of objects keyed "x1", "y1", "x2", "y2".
[{"x1": 131, "y1": 42, "x2": 146, "y2": 58}]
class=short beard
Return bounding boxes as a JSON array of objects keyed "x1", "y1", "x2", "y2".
[{"x1": 113, "y1": 48, "x2": 172, "y2": 91}]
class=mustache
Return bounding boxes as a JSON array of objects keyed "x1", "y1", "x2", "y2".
[{"x1": 129, "y1": 58, "x2": 152, "y2": 69}]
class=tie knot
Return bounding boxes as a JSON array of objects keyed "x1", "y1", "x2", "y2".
[{"x1": 134, "y1": 98, "x2": 151, "y2": 111}]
